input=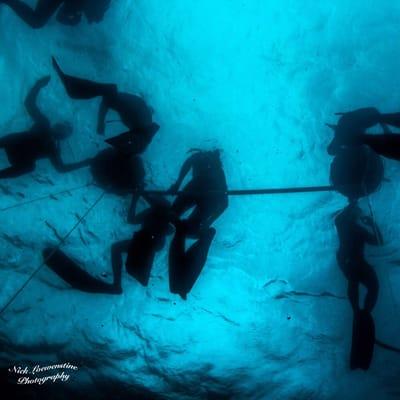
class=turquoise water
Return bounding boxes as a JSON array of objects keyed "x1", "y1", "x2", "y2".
[{"x1": 1, "y1": 1, "x2": 400, "y2": 398}]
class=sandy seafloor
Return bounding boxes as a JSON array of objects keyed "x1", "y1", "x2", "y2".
[{"x1": 0, "y1": 0, "x2": 400, "y2": 399}]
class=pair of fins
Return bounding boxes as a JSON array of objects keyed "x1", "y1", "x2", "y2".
[{"x1": 350, "y1": 309, "x2": 375, "y2": 370}]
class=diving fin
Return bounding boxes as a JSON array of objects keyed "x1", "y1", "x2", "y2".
[
  {"x1": 105, "y1": 123, "x2": 160, "y2": 149},
  {"x1": 350, "y1": 310, "x2": 375, "y2": 370},
  {"x1": 43, "y1": 248, "x2": 117, "y2": 294}
]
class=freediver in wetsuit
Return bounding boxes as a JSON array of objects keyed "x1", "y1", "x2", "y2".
[
  {"x1": 335, "y1": 202, "x2": 383, "y2": 370},
  {"x1": 169, "y1": 149, "x2": 229, "y2": 235},
  {"x1": 52, "y1": 57, "x2": 160, "y2": 155},
  {"x1": 168, "y1": 149, "x2": 229, "y2": 299},
  {"x1": 327, "y1": 107, "x2": 400, "y2": 161},
  {"x1": 0, "y1": 0, "x2": 111, "y2": 28},
  {"x1": 43, "y1": 194, "x2": 174, "y2": 294},
  {"x1": 0, "y1": 76, "x2": 91, "y2": 179}
]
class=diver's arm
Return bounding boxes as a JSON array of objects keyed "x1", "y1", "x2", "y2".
[
  {"x1": 97, "y1": 98, "x2": 109, "y2": 135},
  {"x1": 24, "y1": 76, "x2": 50, "y2": 126},
  {"x1": 50, "y1": 150, "x2": 92, "y2": 173},
  {"x1": 169, "y1": 156, "x2": 194, "y2": 192}
]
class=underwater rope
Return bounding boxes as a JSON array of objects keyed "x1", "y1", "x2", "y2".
[
  {"x1": 136, "y1": 185, "x2": 336, "y2": 196},
  {"x1": 0, "y1": 182, "x2": 93, "y2": 212},
  {"x1": 0, "y1": 190, "x2": 105, "y2": 317}
]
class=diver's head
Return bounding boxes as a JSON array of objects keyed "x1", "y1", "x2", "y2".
[
  {"x1": 52, "y1": 122, "x2": 73, "y2": 141},
  {"x1": 83, "y1": 0, "x2": 111, "y2": 23}
]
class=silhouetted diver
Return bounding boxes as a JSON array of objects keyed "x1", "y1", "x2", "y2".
[
  {"x1": 0, "y1": 76, "x2": 90, "y2": 179},
  {"x1": 0, "y1": 0, "x2": 111, "y2": 28},
  {"x1": 52, "y1": 57, "x2": 160, "y2": 154},
  {"x1": 327, "y1": 107, "x2": 400, "y2": 161},
  {"x1": 169, "y1": 149, "x2": 229, "y2": 236},
  {"x1": 335, "y1": 202, "x2": 382, "y2": 370},
  {"x1": 43, "y1": 195, "x2": 174, "y2": 293},
  {"x1": 167, "y1": 150, "x2": 228, "y2": 299}
]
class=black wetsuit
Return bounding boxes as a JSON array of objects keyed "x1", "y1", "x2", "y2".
[
  {"x1": 168, "y1": 151, "x2": 228, "y2": 299},
  {"x1": 0, "y1": 77, "x2": 88, "y2": 178},
  {"x1": 335, "y1": 205, "x2": 380, "y2": 312},
  {"x1": 171, "y1": 151, "x2": 228, "y2": 235},
  {"x1": 52, "y1": 57, "x2": 159, "y2": 154}
]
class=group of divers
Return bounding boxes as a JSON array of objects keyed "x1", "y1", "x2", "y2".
[{"x1": 2, "y1": 0, "x2": 400, "y2": 371}]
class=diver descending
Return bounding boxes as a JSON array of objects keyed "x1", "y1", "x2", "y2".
[
  {"x1": 0, "y1": 0, "x2": 111, "y2": 28},
  {"x1": 52, "y1": 57, "x2": 160, "y2": 155},
  {"x1": 0, "y1": 76, "x2": 91, "y2": 179},
  {"x1": 327, "y1": 108, "x2": 391, "y2": 371}
]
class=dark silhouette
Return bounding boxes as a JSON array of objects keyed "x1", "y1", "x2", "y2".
[
  {"x1": 169, "y1": 149, "x2": 228, "y2": 236},
  {"x1": 0, "y1": 76, "x2": 90, "y2": 179},
  {"x1": 52, "y1": 57, "x2": 159, "y2": 154},
  {"x1": 0, "y1": 0, "x2": 111, "y2": 28},
  {"x1": 329, "y1": 146, "x2": 384, "y2": 200},
  {"x1": 327, "y1": 107, "x2": 400, "y2": 161},
  {"x1": 327, "y1": 108, "x2": 381, "y2": 155},
  {"x1": 89, "y1": 145, "x2": 146, "y2": 221},
  {"x1": 167, "y1": 150, "x2": 228, "y2": 299},
  {"x1": 43, "y1": 195, "x2": 174, "y2": 294},
  {"x1": 335, "y1": 202, "x2": 382, "y2": 370},
  {"x1": 362, "y1": 133, "x2": 400, "y2": 162},
  {"x1": 169, "y1": 220, "x2": 216, "y2": 300}
]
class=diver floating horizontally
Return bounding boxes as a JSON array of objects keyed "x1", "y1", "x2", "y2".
[
  {"x1": 0, "y1": 76, "x2": 91, "y2": 179},
  {"x1": 168, "y1": 149, "x2": 228, "y2": 299},
  {"x1": 327, "y1": 107, "x2": 400, "y2": 162},
  {"x1": 0, "y1": 0, "x2": 111, "y2": 28},
  {"x1": 52, "y1": 57, "x2": 160, "y2": 155},
  {"x1": 334, "y1": 202, "x2": 382, "y2": 370}
]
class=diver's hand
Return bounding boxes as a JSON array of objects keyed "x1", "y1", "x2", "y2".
[{"x1": 37, "y1": 76, "x2": 51, "y2": 88}]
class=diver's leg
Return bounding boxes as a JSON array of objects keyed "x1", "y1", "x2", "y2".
[
  {"x1": 111, "y1": 240, "x2": 130, "y2": 293},
  {"x1": 52, "y1": 57, "x2": 117, "y2": 100},
  {"x1": 171, "y1": 183, "x2": 198, "y2": 217},
  {"x1": 347, "y1": 280, "x2": 360, "y2": 312},
  {"x1": 201, "y1": 194, "x2": 228, "y2": 229},
  {"x1": 360, "y1": 265, "x2": 379, "y2": 312},
  {"x1": 185, "y1": 195, "x2": 228, "y2": 237},
  {"x1": 168, "y1": 222, "x2": 187, "y2": 299},
  {"x1": 181, "y1": 227, "x2": 216, "y2": 296},
  {"x1": 1, "y1": 0, "x2": 62, "y2": 28},
  {"x1": 363, "y1": 134, "x2": 400, "y2": 161}
]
